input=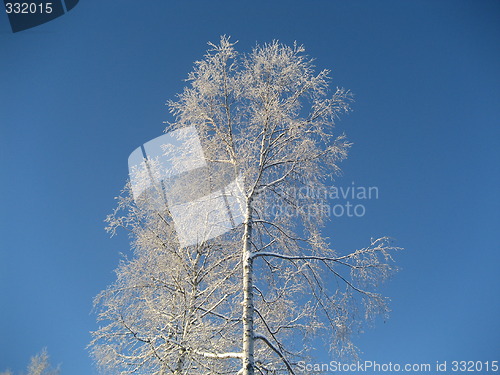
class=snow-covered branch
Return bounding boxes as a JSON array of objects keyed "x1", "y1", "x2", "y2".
[{"x1": 254, "y1": 334, "x2": 295, "y2": 375}]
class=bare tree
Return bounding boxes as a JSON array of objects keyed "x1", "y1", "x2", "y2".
[
  {"x1": 90, "y1": 37, "x2": 400, "y2": 375},
  {"x1": 26, "y1": 349, "x2": 60, "y2": 375},
  {"x1": 1, "y1": 348, "x2": 60, "y2": 375},
  {"x1": 90, "y1": 183, "x2": 244, "y2": 374}
]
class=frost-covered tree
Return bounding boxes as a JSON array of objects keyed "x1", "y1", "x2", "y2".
[
  {"x1": 90, "y1": 37, "x2": 400, "y2": 375},
  {"x1": 90, "y1": 184, "x2": 244, "y2": 374},
  {"x1": 26, "y1": 349, "x2": 59, "y2": 375},
  {"x1": 1, "y1": 348, "x2": 60, "y2": 375}
]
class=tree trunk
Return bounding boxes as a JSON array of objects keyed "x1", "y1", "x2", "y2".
[{"x1": 242, "y1": 200, "x2": 254, "y2": 375}]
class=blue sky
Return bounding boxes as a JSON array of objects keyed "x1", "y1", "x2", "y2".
[{"x1": 1, "y1": 1, "x2": 499, "y2": 374}]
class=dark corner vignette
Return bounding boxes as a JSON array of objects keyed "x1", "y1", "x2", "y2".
[{"x1": 4, "y1": 0, "x2": 79, "y2": 33}]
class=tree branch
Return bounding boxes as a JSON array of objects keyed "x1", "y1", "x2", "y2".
[{"x1": 254, "y1": 334, "x2": 295, "y2": 375}]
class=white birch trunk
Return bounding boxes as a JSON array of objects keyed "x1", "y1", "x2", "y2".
[{"x1": 242, "y1": 199, "x2": 255, "y2": 375}]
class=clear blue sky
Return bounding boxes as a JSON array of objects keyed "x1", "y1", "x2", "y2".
[{"x1": 1, "y1": 1, "x2": 499, "y2": 374}]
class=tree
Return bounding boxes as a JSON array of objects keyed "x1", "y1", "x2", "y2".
[
  {"x1": 1, "y1": 348, "x2": 60, "y2": 375},
  {"x1": 90, "y1": 183, "x2": 244, "y2": 374},
  {"x1": 25, "y1": 349, "x2": 60, "y2": 375},
  {"x1": 90, "y1": 37, "x2": 400, "y2": 375}
]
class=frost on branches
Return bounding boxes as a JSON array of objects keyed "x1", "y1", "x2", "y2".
[
  {"x1": 1, "y1": 348, "x2": 60, "y2": 375},
  {"x1": 90, "y1": 37, "x2": 401, "y2": 375}
]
